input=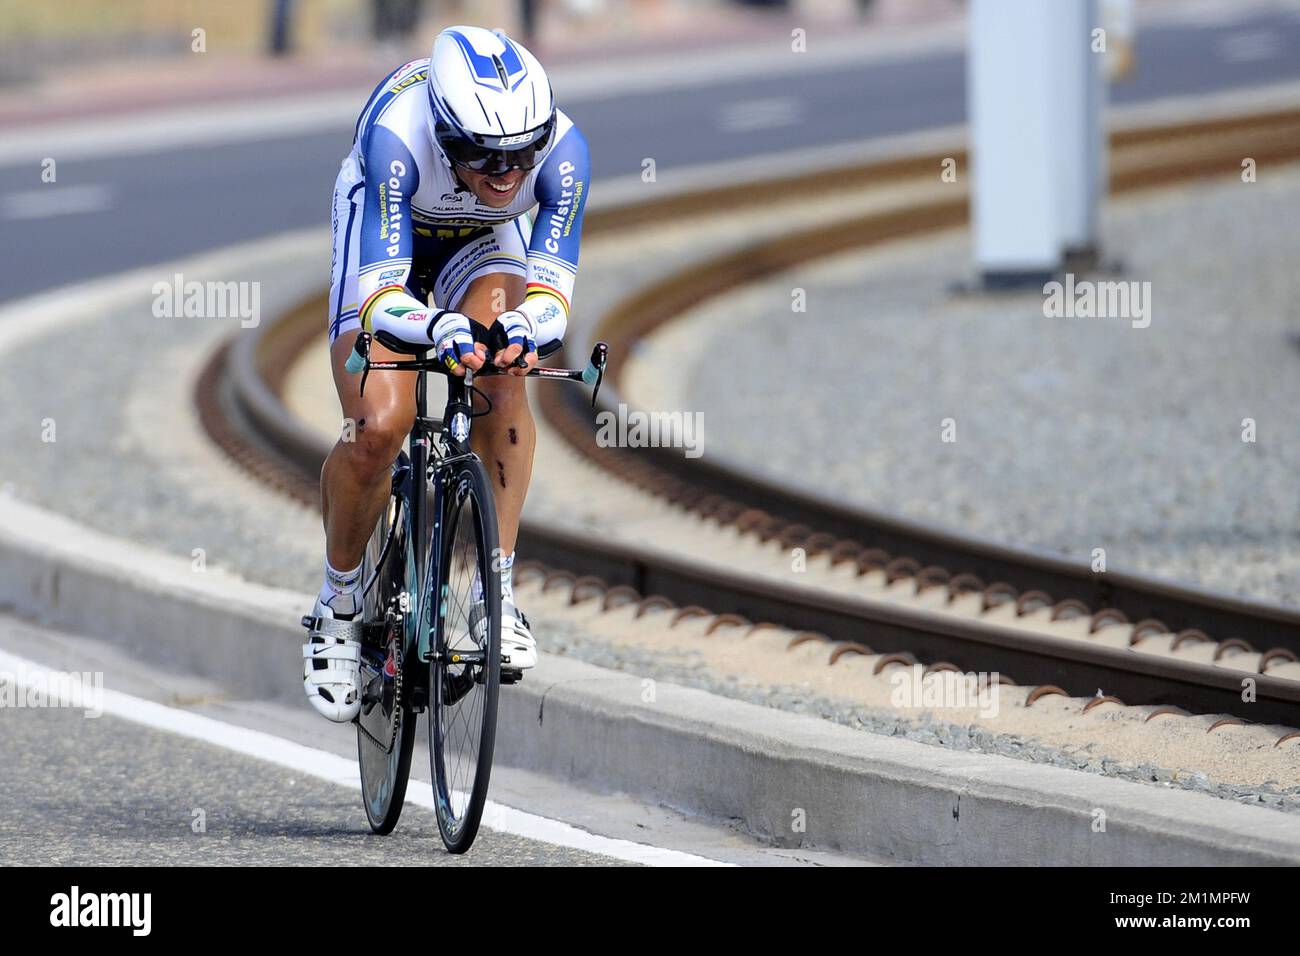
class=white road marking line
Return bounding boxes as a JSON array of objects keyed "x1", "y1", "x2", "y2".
[
  {"x1": 1218, "y1": 31, "x2": 1282, "y2": 63},
  {"x1": 0, "y1": 648, "x2": 729, "y2": 866},
  {"x1": 2, "y1": 184, "x2": 113, "y2": 220},
  {"x1": 718, "y1": 97, "x2": 801, "y2": 133},
  {"x1": 0, "y1": 95, "x2": 359, "y2": 167},
  {"x1": 1147, "y1": 0, "x2": 1297, "y2": 28}
]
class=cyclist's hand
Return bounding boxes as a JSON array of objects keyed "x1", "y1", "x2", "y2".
[
  {"x1": 493, "y1": 309, "x2": 538, "y2": 376},
  {"x1": 428, "y1": 311, "x2": 485, "y2": 376}
]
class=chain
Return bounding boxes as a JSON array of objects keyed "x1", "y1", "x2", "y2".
[{"x1": 386, "y1": 607, "x2": 405, "y2": 751}]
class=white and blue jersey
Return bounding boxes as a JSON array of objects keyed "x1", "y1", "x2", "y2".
[{"x1": 328, "y1": 58, "x2": 589, "y2": 345}]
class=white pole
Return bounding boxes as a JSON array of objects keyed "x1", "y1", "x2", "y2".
[
  {"x1": 968, "y1": 0, "x2": 1101, "y2": 287},
  {"x1": 1055, "y1": 0, "x2": 1104, "y2": 268}
]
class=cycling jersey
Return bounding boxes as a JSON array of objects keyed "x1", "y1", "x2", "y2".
[{"x1": 328, "y1": 58, "x2": 589, "y2": 346}]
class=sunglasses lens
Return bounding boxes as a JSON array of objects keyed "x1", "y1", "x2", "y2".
[
  {"x1": 443, "y1": 140, "x2": 493, "y2": 168},
  {"x1": 439, "y1": 120, "x2": 554, "y2": 173}
]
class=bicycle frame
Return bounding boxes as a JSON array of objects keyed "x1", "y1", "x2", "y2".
[
  {"x1": 351, "y1": 331, "x2": 607, "y2": 667},
  {"x1": 346, "y1": 329, "x2": 607, "y2": 843}
]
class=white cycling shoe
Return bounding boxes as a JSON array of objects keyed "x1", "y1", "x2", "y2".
[
  {"x1": 469, "y1": 600, "x2": 537, "y2": 670},
  {"x1": 501, "y1": 603, "x2": 538, "y2": 670},
  {"x1": 301, "y1": 597, "x2": 364, "y2": 722}
]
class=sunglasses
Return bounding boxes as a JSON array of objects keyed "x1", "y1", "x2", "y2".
[{"x1": 439, "y1": 123, "x2": 554, "y2": 175}]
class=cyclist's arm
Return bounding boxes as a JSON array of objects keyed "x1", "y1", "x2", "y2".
[
  {"x1": 518, "y1": 123, "x2": 590, "y2": 348},
  {"x1": 355, "y1": 126, "x2": 435, "y2": 341}
]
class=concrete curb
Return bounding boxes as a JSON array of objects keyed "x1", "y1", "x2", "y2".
[
  {"x1": 1, "y1": 492, "x2": 1297, "y2": 864},
  {"x1": 499, "y1": 659, "x2": 1300, "y2": 865}
]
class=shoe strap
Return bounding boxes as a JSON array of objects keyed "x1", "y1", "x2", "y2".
[
  {"x1": 302, "y1": 615, "x2": 367, "y2": 642},
  {"x1": 302, "y1": 641, "x2": 361, "y2": 663}
]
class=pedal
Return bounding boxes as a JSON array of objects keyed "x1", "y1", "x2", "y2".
[{"x1": 501, "y1": 667, "x2": 524, "y2": 685}]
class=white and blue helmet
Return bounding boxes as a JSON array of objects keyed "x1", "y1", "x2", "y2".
[{"x1": 427, "y1": 26, "x2": 556, "y2": 175}]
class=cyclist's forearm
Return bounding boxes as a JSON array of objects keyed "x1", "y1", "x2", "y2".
[
  {"x1": 525, "y1": 122, "x2": 589, "y2": 349},
  {"x1": 514, "y1": 293, "x2": 567, "y2": 348},
  {"x1": 360, "y1": 281, "x2": 435, "y2": 341},
  {"x1": 357, "y1": 125, "x2": 428, "y2": 338}
]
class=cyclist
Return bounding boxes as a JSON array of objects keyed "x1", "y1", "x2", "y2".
[{"x1": 303, "y1": 25, "x2": 589, "y2": 721}]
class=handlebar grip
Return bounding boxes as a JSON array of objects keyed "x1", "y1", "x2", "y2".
[
  {"x1": 582, "y1": 342, "x2": 608, "y2": 385},
  {"x1": 345, "y1": 331, "x2": 371, "y2": 375}
]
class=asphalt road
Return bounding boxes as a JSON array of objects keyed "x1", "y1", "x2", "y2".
[
  {"x1": 1, "y1": 704, "x2": 631, "y2": 866},
  {"x1": 0, "y1": 614, "x2": 863, "y2": 866},
  {"x1": 2, "y1": 5, "x2": 1300, "y2": 303}
]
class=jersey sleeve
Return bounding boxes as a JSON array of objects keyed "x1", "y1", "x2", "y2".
[
  {"x1": 522, "y1": 123, "x2": 590, "y2": 346},
  {"x1": 356, "y1": 124, "x2": 429, "y2": 332}
]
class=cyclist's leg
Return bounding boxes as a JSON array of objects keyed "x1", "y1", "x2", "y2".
[
  {"x1": 321, "y1": 330, "x2": 418, "y2": 575},
  {"x1": 305, "y1": 174, "x2": 420, "y2": 721},
  {"x1": 459, "y1": 272, "x2": 532, "y2": 554},
  {"x1": 431, "y1": 223, "x2": 536, "y2": 665},
  {"x1": 318, "y1": 175, "x2": 420, "y2": 616},
  {"x1": 428, "y1": 221, "x2": 532, "y2": 555}
]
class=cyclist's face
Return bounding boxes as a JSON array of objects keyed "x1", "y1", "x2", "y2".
[{"x1": 457, "y1": 167, "x2": 525, "y2": 207}]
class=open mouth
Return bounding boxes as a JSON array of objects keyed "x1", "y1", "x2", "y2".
[{"x1": 486, "y1": 178, "x2": 516, "y2": 195}]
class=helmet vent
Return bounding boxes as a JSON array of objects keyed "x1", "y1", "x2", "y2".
[{"x1": 491, "y1": 54, "x2": 510, "y2": 89}]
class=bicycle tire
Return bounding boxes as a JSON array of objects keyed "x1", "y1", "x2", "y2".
[
  {"x1": 356, "y1": 457, "x2": 419, "y2": 835},
  {"x1": 428, "y1": 458, "x2": 501, "y2": 853}
]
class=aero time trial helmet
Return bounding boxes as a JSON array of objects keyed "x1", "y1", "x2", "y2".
[{"x1": 427, "y1": 26, "x2": 556, "y2": 176}]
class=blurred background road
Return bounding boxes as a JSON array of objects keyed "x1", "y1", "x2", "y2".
[{"x1": 3, "y1": 0, "x2": 1300, "y2": 301}]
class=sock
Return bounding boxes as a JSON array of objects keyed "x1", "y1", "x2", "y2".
[
  {"x1": 473, "y1": 551, "x2": 515, "y2": 605},
  {"x1": 499, "y1": 551, "x2": 515, "y2": 606},
  {"x1": 319, "y1": 558, "x2": 363, "y2": 619}
]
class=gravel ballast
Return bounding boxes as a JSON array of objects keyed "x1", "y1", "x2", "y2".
[{"x1": 626, "y1": 165, "x2": 1300, "y2": 605}]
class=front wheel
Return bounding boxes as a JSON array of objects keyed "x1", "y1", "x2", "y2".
[{"x1": 428, "y1": 459, "x2": 501, "y2": 854}]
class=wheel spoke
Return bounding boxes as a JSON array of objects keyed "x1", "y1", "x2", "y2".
[
  {"x1": 356, "y1": 469, "x2": 417, "y2": 835},
  {"x1": 430, "y1": 469, "x2": 499, "y2": 850}
]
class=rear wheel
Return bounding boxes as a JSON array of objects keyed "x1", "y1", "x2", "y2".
[
  {"x1": 356, "y1": 457, "x2": 419, "y2": 835},
  {"x1": 428, "y1": 459, "x2": 501, "y2": 854}
]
